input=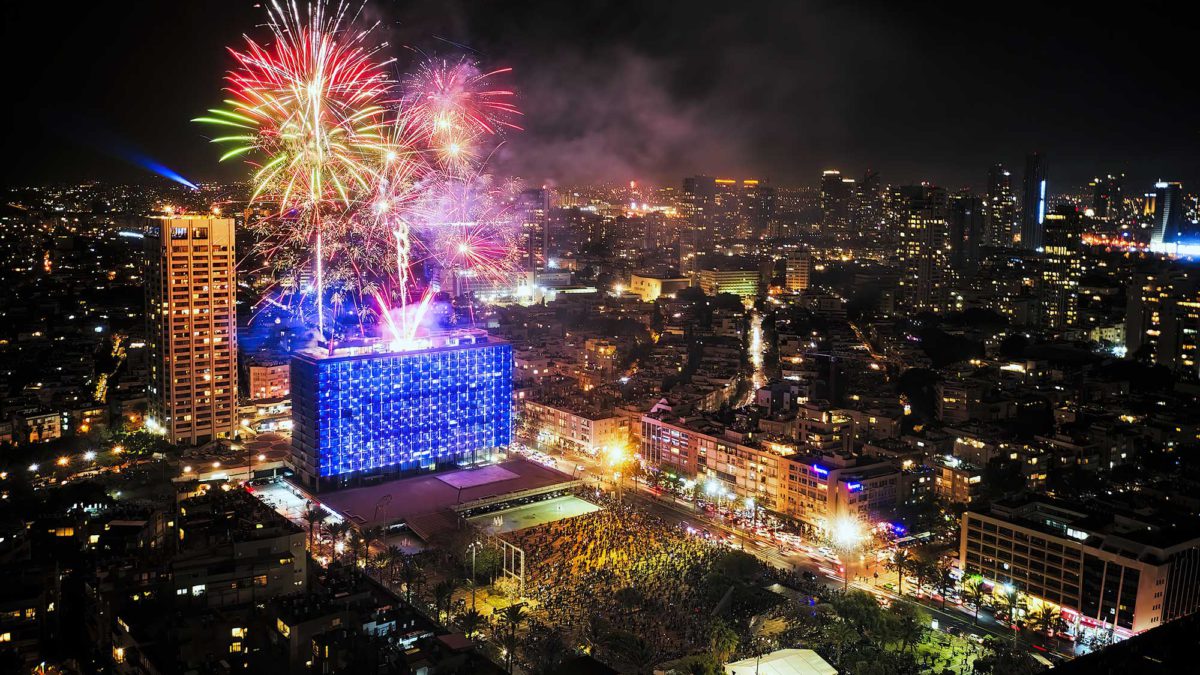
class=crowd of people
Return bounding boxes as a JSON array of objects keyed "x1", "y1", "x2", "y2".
[{"x1": 505, "y1": 488, "x2": 726, "y2": 656}]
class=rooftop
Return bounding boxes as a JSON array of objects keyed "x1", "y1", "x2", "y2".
[
  {"x1": 294, "y1": 328, "x2": 504, "y2": 362},
  {"x1": 314, "y1": 457, "x2": 579, "y2": 531}
]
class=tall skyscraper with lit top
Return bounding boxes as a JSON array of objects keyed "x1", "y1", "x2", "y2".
[
  {"x1": 290, "y1": 329, "x2": 513, "y2": 491},
  {"x1": 144, "y1": 215, "x2": 239, "y2": 445}
]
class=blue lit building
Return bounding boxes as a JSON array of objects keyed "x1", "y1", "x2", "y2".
[{"x1": 290, "y1": 329, "x2": 513, "y2": 491}]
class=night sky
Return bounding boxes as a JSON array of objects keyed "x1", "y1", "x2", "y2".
[{"x1": 4, "y1": 0, "x2": 1198, "y2": 193}]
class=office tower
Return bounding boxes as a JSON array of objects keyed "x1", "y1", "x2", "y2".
[
  {"x1": 784, "y1": 250, "x2": 812, "y2": 292},
  {"x1": 517, "y1": 187, "x2": 551, "y2": 271},
  {"x1": 1020, "y1": 152, "x2": 1047, "y2": 250},
  {"x1": 948, "y1": 191, "x2": 984, "y2": 273},
  {"x1": 1090, "y1": 173, "x2": 1123, "y2": 220},
  {"x1": 740, "y1": 180, "x2": 776, "y2": 239},
  {"x1": 144, "y1": 216, "x2": 238, "y2": 446},
  {"x1": 820, "y1": 170, "x2": 854, "y2": 238},
  {"x1": 1126, "y1": 270, "x2": 1200, "y2": 376},
  {"x1": 1040, "y1": 209, "x2": 1083, "y2": 329},
  {"x1": 711, "y1": 178, "x2": 744, "y2": 240},
  {"x1": 961, "y1": 499, "x2": 1200, "y2": 634},
  {"x1": 681, "y1": 175, "x2": 717, "y2": 275},
  {"x1": 696, "y1": 265, "x2": 761, "y2": 298},
  {"x1": 895, "y1": 184, "x2": 952, "y2": 313},
  {"x1": 1150, "y1": 181, "x2": 1185, "y2": 246},
  {"x1": 984, "y1": 164, "x2": 1017, "y2": 247},
  {"x1": 290, "y1": 329, "x2": 513, "y2": 491},
  {"x1": 854, "y1": 168, "x2": 883, "y2": 233}
]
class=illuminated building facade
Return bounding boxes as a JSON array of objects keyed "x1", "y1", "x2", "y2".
[
  {"x1": 960, "y1": 498, "x2": 1200, "y2": 634},
  {"x1": 985, "y1": 163, "x2": 1017, "y2": 247},
  {"x1": 144, "y1": 216, "x2": 238, "y2": 446},
  {"x1": 820, "y1": 170, "x2": 854, "y2": 239},
  {"x1": 290, "y1": 330, "x2": 513, "y2": 491},
  {"x1": 629, "y1": 273, "x2": 690, "y2": 302},
  {"x1": 518, "y1": 187, "x2": 552, "y2": 271},
  {"x1": 1126, "y1": 270, "x2": 1200, "y2": 376},
  {"x1": 784, "y1": 250, "x2": 812, "y2": 292},
  {"x1": 895, "y1": 184, "x2": 953, "y2": 313},
  {"x1": 521, "y1": 399, "x2": 628, "y2": 455},
  {"x1": 697, "y1": 266, "x2": 761, "y2": 298},
  {"x1": 1147, "y1": 181, "x2": 1200, "y2": 255},
  {"x1": 246, "y1": 359, "x2": 290, "y2": 401},
  {"x1": 641, "y1": 411, "x2": 898, "y2": 530},
  {"x1": 681, "y1": 175, "x2": 717, "y2": 276},
  {"x1": 1040, "y1": 210, "x2": 1083, "y2": 329}
]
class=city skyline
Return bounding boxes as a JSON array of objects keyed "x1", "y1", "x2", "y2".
[
  {"x1": 5, "y1": 2, "x2": 1200, "y2": 674},
  {"x1": 4, "y1": 1, "x2": 1200, "y2": 189}
]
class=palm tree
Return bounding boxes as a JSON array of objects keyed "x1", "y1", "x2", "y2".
[
  {"x1": 458, "y1": 607, "x2": 486, "y2": 639},
  {"x1": 302, "y1": 503, "x2": 323, "y2": 551},
  {"x1": 998, "y1": 586, "x2": 1028, "y2": 644},
  {"x1": 383, "y1": 544, "x2": 404, "y2": 584},
  {"x1": 614, "y1": 586, "x2": 643, "y2": 616},
  {"x1": 527, "y1": 628, "x2": 569, "y2": 675},
  {"x1": 350, "y1": 533, "x2": 369, "y2": 574},
  {"x1": 326, "y1": 520, "x2": 350, "y2": 560},
  {"x1": 913, "y1": 559, "x2": 936, "y2": 598},
  {"x1": 961, "y1": 577, "x2": 987, "y2": 626},
  {"x1": 888, "y1": 549, "x2": 912, "y2": 596},
  {"x1": 500, "y1": 602, "x2": 529, "y2": 640},
  {"x1": 1027, "y1": 604, "x2": 1059, "y2": 646},
  {"x1": 361, "y1": 525, "x2": 385, "y2": 549},
  {"x1": 935, "y1": 563, "x2": 956, "y2": 610},
  {"x1": 823, "y1": 619, "x2": 859, "y2": 667},
  {"x1": 608, "y1": 632, "x2": 662, "y2": 675},
  {"x1": 399, "y1": 556, "x2": 423, "y2": 604},
  {"x1": 498, "y1": 630, "x2": 521, "y2": 675},
  {"x1": 433, "y1": 579, "x2": 459, "y2": 624},
  {"x1": 707, "y1": 619, "x2": 739, "y2": 664}
]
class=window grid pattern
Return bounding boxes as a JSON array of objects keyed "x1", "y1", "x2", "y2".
[{"x1": 311, "y1": 344, "x2": 512, "y2": 476}]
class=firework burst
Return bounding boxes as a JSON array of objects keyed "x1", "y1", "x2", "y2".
[{"x1": 197, "y1": 1, "x2": 524, "y2": 340}]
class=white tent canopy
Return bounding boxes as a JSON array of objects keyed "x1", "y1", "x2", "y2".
[{"x1": 724, "y1": 648, "x2": 838, "y2": 675}]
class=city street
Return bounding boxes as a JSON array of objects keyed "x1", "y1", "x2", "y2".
[{"x1": 535, "y1": 443, "x2": 1073, "y2": 662}]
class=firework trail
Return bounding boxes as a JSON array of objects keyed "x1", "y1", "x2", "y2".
[
  {"x1": 196, "y1": 1, "x2": 523, "y2": 342},
  {"x1": 195, "y1": 0, "x2": 393, "y2": 336}
]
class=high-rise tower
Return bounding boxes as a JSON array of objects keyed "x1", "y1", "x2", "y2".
[
  {"x1": 820, "y1": 170, "x2": 854, "y2": 239},
  {"x1": 1151, "y1": 181, "x2": 1185, "y2": 246},
  {"x1": 896, "y1": 185, "x2": 953, "y2": 313},
  {"x1": 1020, "y1": 152, "x2": 1047, "y2": 250},
  {"x1": 985, "y1": 164, "x2": 1017, "y2": 247},
  {"x1": 948, "y1": 191, "x2": 984, "y2": 273},
  {"x1": 144, "y1": 216, "x2": 239, "y2": 446},
  {"x1": 1040, "y1": 209, "x2": 1083, "y2": 329}
]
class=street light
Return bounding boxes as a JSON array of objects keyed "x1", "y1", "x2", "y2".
[
  {"x1": 830, "y1": 515, "x2": 865, "y2": 590},
  {"x1": 468, "y1": 541, "x2": 482, "y2": 612}
]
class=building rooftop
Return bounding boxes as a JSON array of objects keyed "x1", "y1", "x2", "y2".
[
  {"x1": 313, "y1": 457, "x2": 579, "y2": 532},
  {"x1": 294, "y1": 328, "x2": 503, "y2": 362},
  {"x1": 981, "y1": 496, "x2": 1200, "y2": 559}
]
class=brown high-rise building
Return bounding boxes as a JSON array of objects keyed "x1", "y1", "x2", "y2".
[{"x1": 145, "y1": 216, "x2": 239, "y2": 445}]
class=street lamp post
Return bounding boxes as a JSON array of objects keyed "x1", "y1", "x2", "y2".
[
  {"x1": 468, "y1": 541, "x2": 481, "y2": 612},
  {"x1": 830, "y1": 515, "x2": 865, "y2": 591}
]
